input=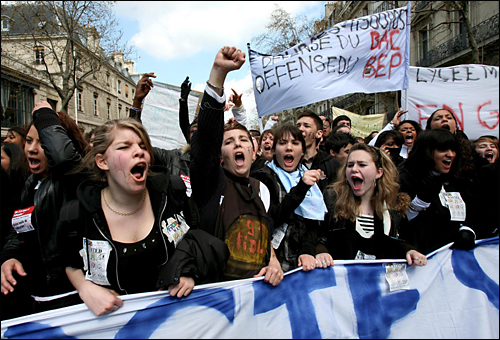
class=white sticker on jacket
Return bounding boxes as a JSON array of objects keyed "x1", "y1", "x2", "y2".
[
  {"x1": 83, "y1": 238, "x2": 112, "y2": 286},
  {"x1": 11, "y1": 207, "x2": 35, "y2": 234},
  {"x1": 162, "y1": 216, "x2": 189, "y2": 247}
]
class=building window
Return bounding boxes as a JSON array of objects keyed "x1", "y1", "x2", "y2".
[
  {"x1": 118, "y1": 104, "x2": 122, "y2": 119},
  {"x1": 106, "y1": 98, "x2": 111, "y2": 120},
  {"x1": 419, "y1": 29, "x2": 428, "y2": 61},
  {"x1": 34, "y1": 46, "x2": 45, "y2": 65},
  {"x1": 117, "y1": 80, "x2": 121, "y2": 94},
  {"x1": 106, "y1": 73, "x2": 110, "y2": 86},
  {"x1": 93, "y1": 93, "x2": 99, "y2": 116},
  {"x1": 125, "y1": 85, "x2": 129, "y2": 98},
  {"x1": 1, "y1": 19, "x2": 10, "y2": 32},
  {"x1": 76, "y1": 89, "x2": 83, "y2": 111}
]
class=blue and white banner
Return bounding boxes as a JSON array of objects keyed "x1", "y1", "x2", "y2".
[
  {"x1": 2, "y1": 238, "x2": 498, "y2": 339},
  {"x1": 249, "y1": 4, "x2": 411, "y2": 118}
]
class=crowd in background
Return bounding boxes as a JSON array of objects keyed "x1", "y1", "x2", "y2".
[{"x1": 1, "y1": 46, "x2": 498, "y2": 320}]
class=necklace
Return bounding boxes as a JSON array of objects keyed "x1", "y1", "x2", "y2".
[{"x1": 102, "y1": 188, "x2": 147, "y2": 216}]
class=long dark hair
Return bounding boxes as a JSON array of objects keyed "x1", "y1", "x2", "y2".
[{"x1": 404, "y1": 129, "x2": 460, "y2": 179}]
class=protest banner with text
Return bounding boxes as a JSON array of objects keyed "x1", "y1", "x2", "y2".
[
  {"x1": 249, "y1": 4, "x2": 410, "y2": 118},
  {"x1": 403, "y1": 65, "x2": 499, "y2": 140}
]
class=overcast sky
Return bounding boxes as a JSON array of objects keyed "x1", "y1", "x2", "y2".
[{"x1": 113, "y1": 1, "x2": 327, "y2": 126}]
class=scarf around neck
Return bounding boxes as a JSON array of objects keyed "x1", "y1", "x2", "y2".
[{"x1": 266, "y1": 160, "x2": 327, "y2": 221}]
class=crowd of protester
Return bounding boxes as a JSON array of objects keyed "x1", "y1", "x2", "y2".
[{"x1": 1, "y1": 45, "x2": 498, "y2": 320}]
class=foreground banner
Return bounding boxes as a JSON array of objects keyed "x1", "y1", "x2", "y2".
[
  {"x1": 402, "y1": 65, "x2": 499, "y2": 140},
  {"x1": 142, "y1": 81, "x2": 203, "y2": 150},
  {"x1": 1, "y1": 238, "x2": 498, "y2": 339},
  {"x1": 249, "y1": 4, "x2": 410, "y2": 118},
  {"x1": 331, "y1": 106, "x2": 385, "y2": 138}
]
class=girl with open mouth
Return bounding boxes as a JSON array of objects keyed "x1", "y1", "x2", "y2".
[
  {"x1": 1, "y1": 101, "x2": 88, "y2": 318},
  {"x1": 63, "y1": 119, "x2": 228, "y2": 316},
  {"x1": 399, "y1": 128, "x2": 477, "y2": 255},
  {"x1": 316, "y1": 143, "x2": 427, "y2": 267},
  {"x1": 253, "y1": 124, "x2": 328, "y2": 272}
]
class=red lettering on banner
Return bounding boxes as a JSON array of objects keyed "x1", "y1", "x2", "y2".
[
  {"x1": 442, "y1": 104, "x2": 464, "y2": 131},
  {"x1": 478, "y1": 101, "x2": 500, "y2": 130},
  {"x1": 363, "y1": 52, "x2": 402, "y2": 79},
  {"x1": 370, "y1": 29, "x2": 401, "y2": 50},
  {"x1": 416, "y1": 104, "x2": 438, "y2": 126}
]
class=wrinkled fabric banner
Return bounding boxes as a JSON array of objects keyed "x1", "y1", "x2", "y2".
[
  {"x1": 403, "y1": 65, "x2": 499, "y2": 140},
  {"x1": 1, "y1": 238, "x2": 498, "y2": 339},
  {"x1": 249, "y1": 4, "x2": 411, "y2": 118},
  {"x1": 141, "y1": 81, "x2": 203, "y2": 150}
]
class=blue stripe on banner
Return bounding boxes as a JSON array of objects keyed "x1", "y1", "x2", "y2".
[
  {"x1": 451, "y1": 248, "x2": 499, "y2": 310},
  {"x1": 253, "y1": 267, "x2": 337, "y2": 339},
  {"x1": 1, "y1": 237, "x2": 498, "y2": 339},
  {"x1": 115, "y1": 288, "x2": 235, "y2": 339},
  {"x1": 347, "y1": 264, "x2": 420, "y2": 339}
]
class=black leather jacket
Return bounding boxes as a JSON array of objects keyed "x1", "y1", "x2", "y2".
[{"x1": 1, "y1": 109, "x2": 83, "y2": 297}]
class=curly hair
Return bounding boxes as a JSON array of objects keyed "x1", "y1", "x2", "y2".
[{"x1": 330, "y1": 143, "x2": 400, "y2": 222}]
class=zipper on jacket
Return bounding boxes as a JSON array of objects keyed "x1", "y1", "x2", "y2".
[
  {"x1": 92, "y1": 218, "x2": 127, "y2": 295},
  {"x1": 158, "y1": 195, "x2": 169, "y2": 266}
]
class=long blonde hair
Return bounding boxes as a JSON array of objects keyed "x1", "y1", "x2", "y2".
[{"x1": 330, "y1": 143, "x2": 400, "y2": 221}]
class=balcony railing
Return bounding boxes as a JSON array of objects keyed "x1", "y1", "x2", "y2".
[{"x1": 416, "y1": 13, "x2": 499, "y2": 67}]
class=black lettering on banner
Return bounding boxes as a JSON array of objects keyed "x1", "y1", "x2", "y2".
[
  {"x1": 359, "y1": 18, "x2": 370, "y2": 30},
  {"x1": 319, "y1": 36, "x2": 331, "y2": 50},
  {"x1": 286, "y1": 61, "x2": 301, "y2": 81},
  {"x1": 483, "y1": 66, "x2": 498, "y2": 79},
  {"x1": 438, "y1": 69, "x2": 449, "y2": 82},
  {"x1": 465, "y1": 66, "x2": 480, "y2": 81},
  {"x1": 416, "y1": 68, "x2": 426, "y2": 82},
  {"x1": 264, "y1": 69, "x2": 277, "y2": 90},
  {"x1": 314, "y1": 55, "x2": 326, "y2": 72},
  {"x1": 451, "y1": 67, "x2": 462, "y2": 82},
  {"x1": 299, "y1": 56, "x2": 313, "y2": 74},
  {"x1": 327, "y1": 56, "x2": 338, "y2": 73},
  {"x1": 370, "y1": 15, "x2": 379, "y2": 29},
  {"x1": 379, "y1": 12, "x2": 389, "y2": 29},
  {"x1": 329, "y1": 26, "x2": 340, "y2": 35},
  {"x1": 430, "y1": 69, "x2": 437, "y2": 82},
  {"x1": 276, "y1": 65, "x2": 287, "y2": 87},
  {"x1": 337, "y1": 34, "x2": 360, "y2": 49},
  {"x1": 254, "y1": 76, "x2": 265, "y2": 94},
  {"x1": 398, "y1": 9, "x2": 407, "y2": 29}
]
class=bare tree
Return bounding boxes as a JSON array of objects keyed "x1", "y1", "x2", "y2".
[
  {"x1": 414, "y1": 1, "x2": 481, "y2": 64},
  {"x1": 1, "y1": 1, "x2": 133, "y2": 112},
  {"x1": 250, "y1": 4, "x2": 317, "y2": 54}
]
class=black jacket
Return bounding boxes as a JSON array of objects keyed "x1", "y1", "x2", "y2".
[
  {"x1": 303, "y1": 149, "x2": 341, "y2": 192},
  {"x1": 61, "y1": 167, "x2": 229, "y2": 295},
  {"x1": 1, "y1": 108, "x2": 83, "y2": 297},
  {"x1": 252, "y1": 166, "x2": 320, "y2": 271},
  {"x1": 398, "y1": 169, "x2": 474, "y2": 255}
]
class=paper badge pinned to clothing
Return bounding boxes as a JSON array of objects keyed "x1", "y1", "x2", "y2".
[
  {"x1": 11, "y1": 206, "x2": 35, "y2": 234},
  {"x1": 439, "y1": 192, "x2": 466, "y2": 221},
  {"x1": 162, "y1": 216, "x2": 189, "y2": 247}
]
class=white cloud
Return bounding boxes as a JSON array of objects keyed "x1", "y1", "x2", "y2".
[{"x1": 114, "y1": 1, "x2": 323, "y2": 61}]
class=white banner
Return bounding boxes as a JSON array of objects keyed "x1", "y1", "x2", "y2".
[
  {"x1": 141, "y1": 81, "x2": 203, "y2": 150},
  {"x1": 2, "y1": 238, "x2": 498, "y2": 339},
  {"x1": 403, "y1": 65, "x2": 499, "y2": 140},
  {"x1": 249, "y1": 4, "x2": 411, "y2": 118}
]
